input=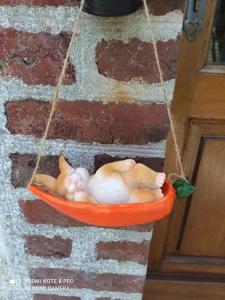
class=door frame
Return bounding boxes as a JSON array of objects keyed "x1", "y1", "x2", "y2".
[{"x1": 148, "y1": 0, "x2": 222, "y2": 273}]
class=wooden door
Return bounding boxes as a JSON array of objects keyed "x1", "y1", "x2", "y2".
[{"x1": 145, "y1": 1, "x2": 225, "y2": 298}]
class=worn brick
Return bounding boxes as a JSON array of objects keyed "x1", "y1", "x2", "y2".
[
  {"x1": 6, "y1": 100, "x2": 168, "y2": 144},
  {"x1": 19, "y1": 199, "x2": 153, "y2": 231},
  {"x1": 30, "y1": 268, "x2": 145, "y2": 293},
  {"x1": 96, "y1": 38, "x2": 180, "y2": 84},
  {"x1": 147, "y1": 0, "x2": 184, "y2": 15},
  {"x1": 0, "y1": 0, "x2": 76, "y2": 5},
  {"x1": 33, "y1": 295, "x2": 80, "y2": 300},
  {"x1": 110, "y1": 102, "x2": 168, "y2": 143},
  {"x1": 96, "y1": 240, "x2": 149, "y2": 264},
  {"x1": 6, "y1": 100, "x2": 110, "y2": 143},
  {"x1": 25, "y1": 235, "x2": 72, "y2": 258},
  {"x1": 123, "y1": 223, "x2": 153, "y2": 232},
  {"x1": 10, "y1": 153, "x2": 59, "y2": 188},
  {"x1": 94, "y1": 154, "x2": 164, "y2": 173},
  {"x1": 19, "y1": 200, "x2": 86, "y2": 227},
  {"x1": 0, "y1": 29, "x2": 75, "y2": 85}
]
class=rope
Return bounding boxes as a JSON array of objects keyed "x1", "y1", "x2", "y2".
[
  {"x1": 28, "y1": 0, "x2": 187, "y2": 187},
  {"x1": 28, "y1": 0, "x2": 86, "y2": 186},
  {"x1": 142, "y1": 0, "x2": 187, "y2": 181}
]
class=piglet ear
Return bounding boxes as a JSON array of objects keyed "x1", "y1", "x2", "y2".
[
  {"x1": 34, "y1": 174, "x2": 56, "y2": 192},
  {"x1": 59, "y1": 155, "x2": 74, "y2": 173}
]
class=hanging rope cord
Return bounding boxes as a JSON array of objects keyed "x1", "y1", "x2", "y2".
[
  {"x1": 28, "y1": 0, "x2": 86, "y2": 186},
  {"x1": 142, "y1": 0, "x2": 186, "y2": 182},
  {"x1": 28, "y1": 0, "x2": 186, "y2": 187}
]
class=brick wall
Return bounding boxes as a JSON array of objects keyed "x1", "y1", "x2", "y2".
[{"x1": 0, "y1": 1, "x2": 184, "y2": 299}]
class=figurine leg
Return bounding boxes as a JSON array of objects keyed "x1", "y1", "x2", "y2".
[
  {"x1": 96, "y1": 159, "x2": 136, "y2": 175},
  {"x1": 34, "y1": 174, "x2": 56, "y2": 191},
  {"x1": 129, "y1": 188, "x2": 164, "y2": 203},
  {"x1": 64, "y1": 173, "x2": 81, "y2": 194},
  {"x1": 123, "y1": 163, "x2": 166, "y2": 189},
  {"x1": 73, "y1": 191, "x2": 98, "y2": 204}
]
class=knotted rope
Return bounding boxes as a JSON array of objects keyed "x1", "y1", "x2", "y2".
[{"x1": 28, "y1": 0, "x2": 186, "y2": 187}]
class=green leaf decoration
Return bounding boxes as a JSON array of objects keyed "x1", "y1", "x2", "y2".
[{"x1": 173, "y1": 179, "x2": 195, "y2": 199}]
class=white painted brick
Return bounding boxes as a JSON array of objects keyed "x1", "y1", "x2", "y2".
[{"x1": 0, "y1": 5, "x2": 183, "y2": 38}]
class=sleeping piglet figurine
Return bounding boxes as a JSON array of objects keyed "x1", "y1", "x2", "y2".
[{"x1": 35, "y1": 156, "x2": 166, "y2": 204}]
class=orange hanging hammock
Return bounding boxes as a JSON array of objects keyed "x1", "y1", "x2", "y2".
[
  {"x1": 27, "y1": 0, "x2": 180, "y2": 227},
  {"x1": 28, "y1": 180, "x2": 175, "y2": 227}
]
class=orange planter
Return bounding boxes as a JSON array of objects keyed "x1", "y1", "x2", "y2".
[{"x1": 28, "y1": 180, "x2": 175, "y2": 227}]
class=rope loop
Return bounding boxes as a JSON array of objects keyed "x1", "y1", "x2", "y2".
[{"x1": 28, "y1": 0, "x2": 187, "y2": 187}]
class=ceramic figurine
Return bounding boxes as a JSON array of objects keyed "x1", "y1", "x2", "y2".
[{"x1": 35, "y1": 156, "x2": 165, "y2": 204}]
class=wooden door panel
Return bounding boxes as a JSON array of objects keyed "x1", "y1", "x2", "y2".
[
  {"x1": 191, "y1": 73, "x2": 225, "y2": 119},
  {"x1": 144, "y1": 279, "x2": 225, "y2": 300},
  {"x1": 147, "y1": 0, "x2": 225, "y2": 285},
  {"x1": 159, "y1": 120, "x2": 225, "y2": 275},
  {"x1": 166, "y1": 120, "x2": 225, "y2": 258},
  {"x1": 144, "y1": 1, "x2": 225, "y2": 298},
  {"x1": 161, "y1": 255, "x2": 225, "y2": 274},
  {"x1": 180, "y1": 136, "x2": 225, "y2": 257}
]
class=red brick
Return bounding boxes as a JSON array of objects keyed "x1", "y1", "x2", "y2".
[
  {"x1": 94, "y1": 154, "x2": 164, "y2": 173},
  {"x1": 6, "y1": 100, "x2": 110, "y2": 143},
  {"x1": 147, "y1": 0, "x2": 184, "y2": 15},
  {"x1": 0, "y1": 29, "x2": 75, "y2": 85},
  {"x1": 30, "y1": 268, "x2": 145, "y2": 293},
  {"x1": 19, "y1": 199, "x2": 153, "y2": 231},
  {"x1": 0, "y1": 0, "x2": 76, "y2": 5},
  {"x1": 25, "y1": 235, "x2": 72, "y2": 258},
  {"x1": 96, "y1": 240, "x2": 150, "y2": 265},
  {"x1": 96, "y1": 38, "x2": 180, "y2": 84},
  {"x1": 110, "y1": 102, "x2": 168, "y2": 143},
  {"x1": 122, "y1": 223, "x2": 153, "y2": 232},
  {"x1": 10, "y1": 153, "x2": 59, "y2": 188},
  {"x1": 6, "y1": 100, "x2": 168, "y2": 144},
  {"x1": 19, "y1": 200, "x2": 87, "y2": 227},
  {"x1": 33, "y1": 295, "x2": 80, "y2": 300}
]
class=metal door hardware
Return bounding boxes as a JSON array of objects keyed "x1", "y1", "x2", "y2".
[{"x1": 183, "y1": 0, "x2": 207, "y2": 41}]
